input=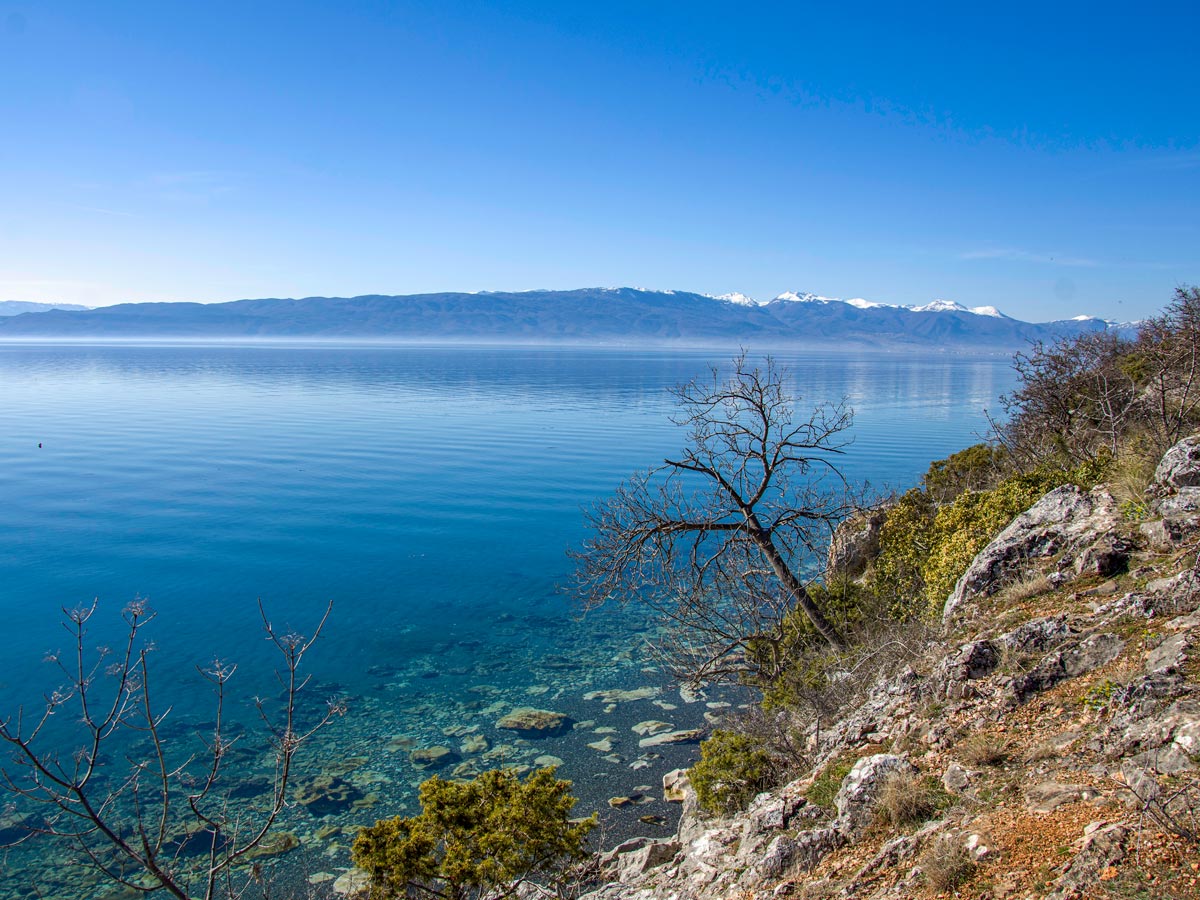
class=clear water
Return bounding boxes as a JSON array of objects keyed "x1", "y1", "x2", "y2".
[{"x1": 0, "y1": 343, "x2": 1015, "y2": 895}]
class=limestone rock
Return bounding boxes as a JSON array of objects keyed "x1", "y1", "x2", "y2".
[
  {"x1": 756, "y1": 834, "x2": 798, "y2": 880},
  {"x1": 1045, "y1": 824, "x2": 1128, "y2": 900},
  {"x1": 784, "y1": 826, "x2": 847, "y2": 873},
  {"x1": 632, "y1": 720, "x2": 674, "y2": 736},
  {"x1": 495, "y1": 707, "x2": 573, "y2": 737},
  {"x1": 410, "y1": 746, "x2": 459, "y2": 769},
  {"x1": 1140, "y1": 513, "x2": 1200, "y2": 549},
  {"x1": 638, "y1": 728, "x2": 704, "y2": 749},
  {"x1": 945, "y1": 485, "x2": 1118, "y2": 619},
  {"x1": 616, "y1": 839, "x2": 679, "y2": 882},
  {"x1": 834, "y1": 754, "x2": 916, "y2": 836},
  {"x1": 1157, "y1": 487, "x2": 1200, "y2": 517},
  {"x1": 933, "y1": 639, "x2": 999, "y2": 697},
  {"x1": 1010, "y1": 631, "x2": 1126, "y2": 703},
  {"x1": 826, "y1": 506, "x2": 889, "y2": 580},
  {"x1": 332, "y1": 868, "x2": 371, "y2": 896},
  {"x1": 1119, "y1": 698, "x2": 1200, "y2": 773},
  {"x1": 1154, "y1": 433, "x2": 1200, "y2": 490},
  {"x1": 942, "y1": 763, "x2": 974, "y2": 794},
  {"x1": 1073, "y1": 534, "x2": 1129, "y2": 578},
  {"x1": 1024, "y1": 780, "x2": 1097, "y2": 813},
  {"x1": 1146, "y1": 632, "x2": 1190, "y2": 677},
  {"x1": 663, "y1": 768, "x2": 691, "y2": 803}
]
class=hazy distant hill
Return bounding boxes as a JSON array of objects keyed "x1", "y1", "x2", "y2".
[
  {"x1": 0, "y1": 288, "x2": 1118, "y2": 349},
  {"x1": 0, "y1": 300, "x2": 90, "y2": 316}
]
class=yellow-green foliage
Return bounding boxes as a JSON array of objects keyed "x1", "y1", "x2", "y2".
[
  {"x1": 352, "y1": 768, "x2": 594, "y2": 900},
  {"x1": 690, "y1": 730, "x2": 776, "y2": 814},
  {"x1": 866, "y1": 488, "x2": 935, "y2": 616},
  {"x1": 918, "y1": 470, "x2": 1065, "y2": 614},
  {"x1": 869, "y1": 460, "x2": 1106, "y2": 618},
  {"x1": 922, "y1": 443, "x2": 1008, "y2": 503}
]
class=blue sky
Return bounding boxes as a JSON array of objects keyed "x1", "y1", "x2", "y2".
[{"x1": 0, "y1": 1, "x2": 1196, "y2": 321}]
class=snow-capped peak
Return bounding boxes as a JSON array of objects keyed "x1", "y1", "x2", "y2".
[
  {"x1": 716, "y1": 292, "x2": 760, "y2": 307},
  {"x1": 1070, "y1": 314, "x2": 1096, "y2": 321},
  {"x1": 969, "y1": 305, "x2": 1004, "y2": 318},
  {"x1": 845, "y1": 297, "x2": 890, "y2": 310},
  {"x1": 773, "y1": 291, "x2": 833, "y2": 304},
  {"x1": 909, "y1": 299, "x2": 969, "y2": 314}
]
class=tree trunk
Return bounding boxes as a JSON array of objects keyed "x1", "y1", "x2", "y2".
[{"x1": 744, "y1": 519, "x2": 846, "y2": 650}]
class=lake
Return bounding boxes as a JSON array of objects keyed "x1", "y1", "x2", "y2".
[{"x1": 0, "y1": 343, "x2": 1015, "y2": 896}]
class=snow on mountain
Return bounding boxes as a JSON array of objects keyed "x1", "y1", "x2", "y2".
[
  {"x1": 715, "y1": 292, "x2": 760, "y2": 307},
  {"x1": 773, "y1": 291, "x2": 833, "y2": 304},
  {"x1": 768, "y1": 291, "x2": 1008, "y2": 317},
  {"x1": 909, "y1": 299, "x2": 969, "y2": 313}
]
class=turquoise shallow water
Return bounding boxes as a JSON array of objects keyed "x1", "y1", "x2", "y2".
[{"x1": 0, "y1": 343, "x2": 1015, "y2": 895}]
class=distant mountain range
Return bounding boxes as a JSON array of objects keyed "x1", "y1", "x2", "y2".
[
  {"x1": 0, "y1": 300, "x2": 90, "y2": 316},
  {"x1": 0, "y1": 288, "x2": 1129, "y2": 349}
]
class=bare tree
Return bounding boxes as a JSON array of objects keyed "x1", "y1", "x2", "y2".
[
  {"x1": 999, "y1": 330, "x2": 1138, "y2": 466},
  {"x1": 0, "y1": 598, "x2": 341, "y2": 900},
  {"x1": 1137, "y1": 285, "x2": 1200, "y2": 453},
  {"x1": 572, "y1": 354, "x2": 854, "y2": 682}
]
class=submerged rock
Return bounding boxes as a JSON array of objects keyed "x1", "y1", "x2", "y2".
[
  {"x1": 638, "y1": 728, "x2": 704, "y2": 749},
  {"x1": 410, "y1": 745, "x2": 459, "y2": 769},
  {"x1": 495, "y1": 707, "x2": 573, "y2": 737},
  {"x1": 583, "y1": 687, "x2": 660, "y2": 703},
  {"x1": 293, "y1": 774, "x2": 364, "y2": 817}
]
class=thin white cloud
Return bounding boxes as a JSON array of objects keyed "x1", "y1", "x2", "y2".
[
  {"x1": 142, "y1": 170, "x2": 237, "y2": 203},
  {"x1": 64, "y1": 203, "x2": 138, "y2": 218},
  {"x1": 959, "y1": 247, "x2": 1100, "y2": 267}
]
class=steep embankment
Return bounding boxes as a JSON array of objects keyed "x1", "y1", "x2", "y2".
[{"x1": 590, "y1": 436, "x2": 1200, "y2": 899}]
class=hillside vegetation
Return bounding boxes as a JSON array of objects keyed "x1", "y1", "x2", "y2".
[{"x1": 583, "y1": 287, "x2": 1200, "y2": 900}]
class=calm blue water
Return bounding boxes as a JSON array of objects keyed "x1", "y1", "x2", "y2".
[{"x1": 0, "y1": 343, "x2": 1014, "y2": 895}]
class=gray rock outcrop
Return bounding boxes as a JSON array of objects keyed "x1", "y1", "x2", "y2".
[
  {"x1": 834, "y1": 754, "x2": 916, "y2": 837},
  {"x1": 1154, "y1": 433, "x2": 1200, "y2": 489},
  {"x1": 826, "y1": 506, "x2": 890, "y2": 580},
  {"x1": 944, "y1": 485, "x2": 1119, "y2": 619}
]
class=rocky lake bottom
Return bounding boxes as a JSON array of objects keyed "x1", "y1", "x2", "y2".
[{"x1": 0, "y1": 344, "x2": 1014, "y2": 897}]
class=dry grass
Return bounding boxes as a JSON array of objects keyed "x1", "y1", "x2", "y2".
[
  {"x1": 958, "y1": 733, "x2": 1012, "y2": 767},
  {"x1": 993, "y1": 571, "x2": 1053, "y2": 606},
  {"x1": 875, "y1": 772, "x2": 951, "y2": 829},
  {"x1": 918, "y1": 833, "x2": 976, "y2": 892}
]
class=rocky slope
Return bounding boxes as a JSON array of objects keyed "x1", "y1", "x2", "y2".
[{"x1": 588, "y1": 436, "x2": 1200, "y2": 900}]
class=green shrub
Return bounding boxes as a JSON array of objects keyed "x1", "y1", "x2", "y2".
[
  {"x1": 352, "y1": 767, "x2": 594, "y2": 900},
  {"x1": 866, "y1": 488, "x2": 936, "y2": 618},
  {"x1": 868, "y1": 460, "x2": 1105, "y2": 618},
  {"x1": 918, "y1": 468, "x2": 1068, "y2": 614},
  {"x1": 690, "y1": 730, "x2": 776, "y2": 814},
  {"x1": 805, "y1": 758, "x2": 854, "y2": 809},
  {"x1": 922, "y1": 442, "x2": 1008, "y2": 503}
]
